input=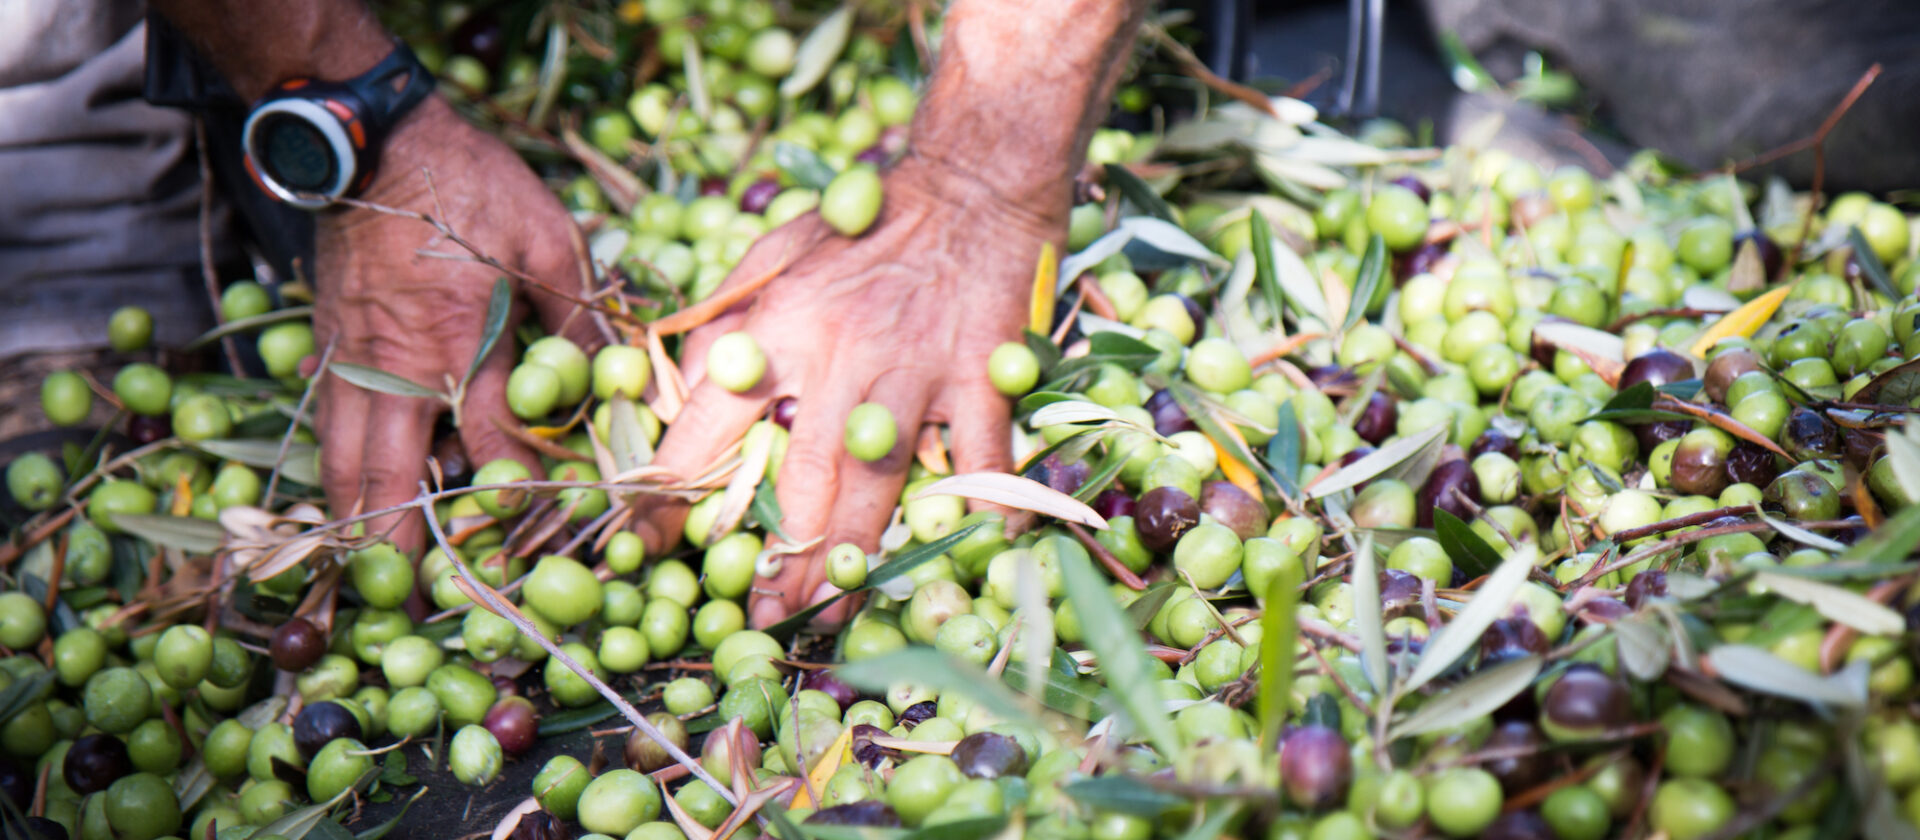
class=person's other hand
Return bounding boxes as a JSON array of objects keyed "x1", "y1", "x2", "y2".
[
  {"x1": 313, "y1": 97, "x2": 596, "y2": 552},
  {"x1": 635, "y1": 157, "x2": 1064, "y2": 628}
]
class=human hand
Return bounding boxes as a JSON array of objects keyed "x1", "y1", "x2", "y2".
[
  {"x1": 634, "y1": 157, "x2": 1065, "y2": 628},
  {"x1": 312, "y1": 97, "x2": 596, "y2": 552}
]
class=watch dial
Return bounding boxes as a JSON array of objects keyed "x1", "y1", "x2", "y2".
[{"x1": 257, "y1": 113, "x2": 337, "y2": 193}]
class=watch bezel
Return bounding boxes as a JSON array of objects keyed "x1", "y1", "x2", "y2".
[{"x1": 243, "y1": 97, "x2": 360, "y2": 210}]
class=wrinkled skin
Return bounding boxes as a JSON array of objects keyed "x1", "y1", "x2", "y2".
[
  {"x1": 636, "y1": 157, "x2": 1056, "y2": 628},
  {"x1": 311, "y1": 98, "x2": 597, "y2": 551}
]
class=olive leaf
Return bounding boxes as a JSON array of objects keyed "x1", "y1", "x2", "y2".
[
  {"x1": 1120, "y1": 216, "x2": 1225, "y2": 267},
  {"x1": 1704, "y1": 645, "x2": 1868, "y2": 709},
  {"x1": 1752, "y1": 505, "x2": 1848, "y2": 553},
  {"x1": 1351, "y1": 533, "x2": 1389, "y2": 693},
  {"x1": 1613, "y1": 613, "x2": 1671, "y2": 681},
  {"x1": 751, "y1": 478, "x2": 793, "y2": 543},
  {"x1": 779, "y1": 4, "x2": 852, "y2": 98},
  {"x1": 113, "y1": 514, "x2": 224, "y2": 554},
  {"x1": 1256, "y1": 552, "x2": 1305, "y2": 751},
  {"x1": 537, "y1": 700, "x2": 621, "y2": 736},
  {"x1": 1848, "y1": 226, "x2": 1902, "y2": 302},
  {"x1": 327, "y1": 363, "x2": 444, "y2": 401},
  {"x1": 1342, "y1": 234, "x2": 1387, "y2": 335},
  {"x1": 1063, "y1": 776, "x2": 1187, "y2": 817},
  {"x1": 1124, "y1": 581, "x2": 1180, "y2": 631},
  {"x1": 1309, "y1": 423, "x2": 1447, "y2": 499},
  {"x1": 1103, "y1": 163, "x2": 1175, "y2": 222},
  {"x1": 1852, "y1": 357, "x2": 1920, "y2": 407},
  {"x1": 1751, "y1": 572, "x2": 1904, "y2": 635},
  {"x1": 355, "y1": 787, "x2": 428, "y2": 840},
  {"x1": 1432, "y1": 509, "x2": 1502, "y2": 578},
  {"x1": 1174, "y1": 802, "x2": 1243, "y2": 840},
  {"x1": 762, "y1": 520, "x2": 986, "y2": 640},
  {"x1": 1399, "y1": 544, "x2": 1539, "y2": 696},
  {"x1": 1028, "y1": 400, "x2": 1124, "y2": 428},
  {"x1": 172, "y1": 758, "x2": 216, "y2": 812},
  {"x1": 1249, "y1": 211, "x2": 1285, "y2": 325},
  {"x1": 1059, "y1": 546, "x2": 1181, "y2": 758},
  {"x1": 1838, "y1": 503, "x2": 1920, "y2": 563},
  {"x1": 1046, "y1": 332, "x2": 1162, "y2": 382},
  {"x1": 1016, "y1": 391, "x2": 1080, "y2": 414},
  {"x1": 682, "y1": 35, "x2": 710, "y2": 122},
  {"x1": 905, "y1": 816, "x2": 1009, "y2": 840},
  {"x1": 460, "y1": 277, "x2": 513, "y2": 396},
  {"x1": 1883, "y1": 422, "x2": 1920, "y2": 504},
  {"x1": 838, "y1": 648, "x2": 1040, "y2": 728},
  {"x1": 1071, "y1": 442, "x2": 1136, "y2": 502},
  {"x1": 1386, "y1": 655, "x2": 1541, "y2": 741},
  {"x1": 195, "y1": 439, "x2": 321, "y2": 487},
  {"x1": 771, "y1": 141, "x2": 836, "y2": 191},
  {"x1": 0, "y1": 671, "x2": 54, "y2": 726},
  {"x1": 1000, "y1": 665, "x2": 1101, "y2": 719},
  {"x1": 184, "y1": 305, "x2": 315, "y2": 351},
  {"x1": 1058, "y1": 228, "x2": 1136, "y2": 297},
  {"x1": 1265, "y1": 399, "x2": 1303, "y2": 498},
  {"x1": 914, "y1": 472, "x2": 1106, "y2": 529},
  {"x1": 1164, "y1": 383, "x2": 1288, "y2": 498}
]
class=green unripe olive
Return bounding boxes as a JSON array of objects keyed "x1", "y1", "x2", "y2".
[
  {"x1": 1367, "y1": 185, "x2": 1428, "y2": 251},
  {"x1": 1541, "y1": 785, "x2": 1611, "y2": 840},
  {"x1": 577, "y1": 769, "x2": 663, "y2": 836},
  {"x1": 1425, "y1": 768, "x2": 1502, "y2": 837},
  {"x1": 1172, "y1": 522, "x2": 1243, "y2": 589},
  {"x1": 381, "y1": 635, "x2": 444, "y2": 688},
  {"x1": 533, "y1": 754, "x2": 591, "y2": 821},
  {"x1": 1659, "y1": 705, "x2": 1734, "y2": 778},
  {"x1": 203, "y1": 719, "x2": 253, "y2": 779},
  {"x1": 524, "y1": 555, "x2": 603, "y2": 627},
  {"x1": 126, "y1": 717, "x2": 183, "y2": 773},
  {"x1": 5, "y1": 453, "x2": 61, "y2": 512},
  {"x1": 702, "y1": 531, "x2": 761, "y2": 600},
  {"x1": 1649, "y1": 777, "x2": 1735, "y2": 840},
  {"x1": 821, "y1": 164, "x2": 884, "y2": 236},
  {"x1": 545, "y1": 642, "x2": 607, "y2": 707},
  {"x1": 87, "y1": 479, "x2": 156, "y2": 534},
  {"x1": 506, "y1": 363, "x2": 563, "y2": 420},
  {"x1": 41, "y1": 370, "x2": 93, "y2": 426},
  {"x1": 387, "y1": 687, "x2": 441, "y2": 739},
  {"x1": 705, "y1": 331, "x2": 767, "y2": 393},
  {"x1": 599, "y1": 626, "x2": 651, "y2": 673},
  {"x1": 844, "y1": 402, "x2": 897, "y2": 462},
  {"x1": 307, "y1": 737, "x2": 374, "y2": 802},
  {"x1": 640, "y1": 598, "x2": 690, "y2": 658},
  {"x1": 1185, "y1": 338, "x2": 1253, "y2": 393},
  {"x1": 113, "y1": 363, "x2": 172, "y2": 416},
  {"x1": 604, "y1": 530, "x2": 645, "y2": 575},
  {"x1": 887, "y1": 754, "x2": 965, "y2": 826},
  {"x1": 153, "y1": 624, "x2": 213, "y2": 690},
  {"x1": 257, "y1": 322, "x2": 315, "y2": 379},
  {"x1": 83, "y1": 666, "x2": 151, "y2": 734},
  {"x1": 53, "y1": 627, "x2": 107, "y2": 687},
  {"x1": 826, "y1": 542, "x2": 869, "y2": 590},
  {"x1": 470, "y1": 457, "x2": 533, "y2": 519},
  {"x1": 450, "y1": 724, "x2": 504, "y2": 786},
  {"x1": 0, "y1": 592, "x2": 47, "y2": 652},
  {"x1": 428, "y1": 664, "x2": 498, "y2": 728},
  {"x1": 348, "y1": 543, "x2": 413, "y2": 610},
  {"x1": 220, "y1": 281, "x2": 272, "y2": 321},
  {"x1": 988, "y1": 342, "x2": 1041, "y2": 396},
  {"x1": 104, "y1": 771, "x2": 181, "y2": 840},
  {"x1": 592, "y1": 345, "x2": 652, "y2": 400}
]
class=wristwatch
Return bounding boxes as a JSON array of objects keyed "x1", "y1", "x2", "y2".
[{"x1": 241, "y1": 41, "x2": 436, "y2": 210}]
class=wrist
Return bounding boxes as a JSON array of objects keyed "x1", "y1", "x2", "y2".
[{"x1": 152, "y1": 0, "x2": 393, "y2": 101}]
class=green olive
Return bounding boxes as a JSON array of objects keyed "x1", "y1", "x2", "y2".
[
  {"x1": 307, "y1": 737, "x2": 374, "y2": 802},
  {"x1": 470, "y1": 457, "x2": 534, "y2": 519},
  {"x1": 592, "y1": 345, "x2": 653, "y2": 400},
  {"x1": 104, "y1": 771, "x2": 181, "y2": 840},
  {"x1": 988, "y1": 342, "x2": 1041, "y2": 396},
  {"x1": 112, "y1": 363, "x2": 172, "y2": 416},
  {"x1": 107, "y1": 306, "x2": 154, "y2": 352},
  {"x1": 83, "y1": 667, "x2": 151, "y2": 734},
  {"x1": 153, "y1": 624, "x2": 213, "y2": 690},
  {"x1": 524, "y1": 554, "x2": 604, "y2": 626},
  {"x1": 821, "y1": 164, "x2": 884, "y2": 236},
  {"x1": 705, "y1": 331, "x2": 768, "y2": 393},
  {"x1": 41, "y1": 370, "x2": 93, "y2": 427},
  {"x1": 257, "y1": 322, "x2": 316, "y2": 379},
  {"x1": 6, "y1": 453, "x2": 62, "y2": 512},
  {"x1": 577, "y1": 768, "x2": 662, "y2": 836},
  {"x1": 844, "y1": 402, "x2": 898, "y2": 462},
  {"x1": 450, "y1": 724, "x2": 504, "y2": 786}
]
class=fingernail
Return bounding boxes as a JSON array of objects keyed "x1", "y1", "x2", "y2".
[
  {"x1": 810, "y1": 582, "x2": 841, "y2": 606},
  {"x1": 749, "y1": 598, "x2": 787, "y2": 630}
]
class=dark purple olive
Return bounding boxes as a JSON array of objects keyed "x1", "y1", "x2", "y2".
[
  {"x1": 1703, "y1": 348, "x2": 1763, "y2": 404},
  {"x1": 1725, "y1": 442, "x2": 1782, "y2": 487},
  {"x1": 1540, "y1": 664, "x2": 1632, "y2": 741},
  {"x1": 698, "y1": 177, "x2": 729, "y2": 197},
  {"x1": 126, "y1": 414, "x2": 170, "y2": 446},
  {"x1": 1483, "y1": 810, "x2": 1555, "y2": 840},
  {"x1": 1417, "y1": 460, "x2": 1480, "y2": 528},
  {"x1": 451, "y1": 12, "x2": 506, "y2": 68},
  {"x1": 627, "y1": 713, "x2": 690, "y2": 773},
  {"x1": 1092, "y1": 489, "x2": 1136, "y2": 521},
  {"x1": 1781, "y1": 407, "x2": 1841, "y2": 461},
  {"x1": 1631, "y1": 419, "x2": 1690, "y2": 453},
  {"x1": 1305, "y1": 365, "x2": 1357, "y2": 389},
  {"x1": 853, "y1": 145, "x2": 890, "y2": 166},
  {"x1": 1670, "y1": 435, "x2": 1731, "y2": 498},
  {"x1": 951, "y1": 732, "x2": 1029, "y2": 780},
  {"x1": 1200, "y1": 481, "x2": 1268, "y2": 540},
  {"x1": 1844, "y1": 429, "x2": 1885, "y2": 471},
  {"x1": 771, "y1": 396, "x2": 799, "y2": 430},
  {"x1": 1278, "y1": 725, "x2": 1351, "y2": 810},
  {"x1": 484, "y1": 696, "x2": 539, "y2": 756},
  {"x1": 1173, "y1": 294, "x2": 1206, "y2": 334},
  {"x1": 806, "y1": 801, "x2": 902, "y2": 827},
  {"x1": 270, "y1": 617, "x2": 326, "y2": 672},
  {"x1": 1134, "y1": 487, "x2": 1200, "y2": 554},
  {"x1": 1578, "y1": 597, "x2": 1631, "y2": 624},
  {"x1": 803, "y1": 671, "x2": 860, "y2": 712},
  {"x1": 492, "y1": 674, "x2": 520, "y2": 698},
  {"x1": 0, "y1": 758, "x2": 29, "y2": 811},
  {"x1": 1618, "y1": 349, "x2": 1694, "y2": 391},
  {"x1": 898, "y1": 701, "x2": 937, "y2": 729},
  {"x1": 1528, "y1": 317, "x2": 1572, "y2": 368},
  {"x1": 1023, "y1": 454, "x2": 1090, "y2": 496},
  {"x1": 848, "y1": 723, "x2": 897, "y2": 768},
  {"x1": 699, "y1": 719, "x2": 759, "y2": 776},
  {"x1": 739, "y1": 179, "x2": 781, "y2": 214},
  {"x1": 1390, "y1": 175, "x2": 1432, "y2": 203},
  {"x1": 294, "y1": 701, "x2": 364, "y2": 759},
  {"x1": 1393, "y1": 241, "x2": 1448, "y2": 282},
  {"x1": 511, "y1": 810, "x2": 572, "y2": 840},
  {"x1": 1338, "y1": 447, "x2": 1376, "y2": 468},
  {"x1": 64, "y1": 734, "x2": 132, "y2": 796},
  {"x1": 1353, "y1": 392, "x2": 1398, "y2": 445},
  {"x1": 1735, "y1": 230, "x2": 1783, "y2": 281},
  {"x1": 1483, "y1": 721, "x2": 1549, "y2": 792},
  {"x1": 1480, "y1": 616, "x2": 1549, "y2": 665},
  {"x1": 1145, "y1": 390, "x2": 1197, "y2": 437},
  {"x1": 1470, "y1": 428, "x2": 1520, "y2": 461},
  {"x1": 1624, "y1": 570, "x2": 1668, "y2": 610},
  {"x1": 1379, "y1": 569, "x2": 1423, "y2": 620}
]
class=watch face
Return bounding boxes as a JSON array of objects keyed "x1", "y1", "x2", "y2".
[{"x1": 255, "y1": 113, "x2": 337, "y2": 193}]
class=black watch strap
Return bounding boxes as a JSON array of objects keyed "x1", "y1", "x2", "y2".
[{"x1": 344, "y1": 41, "x2": 437, "y2": 137}]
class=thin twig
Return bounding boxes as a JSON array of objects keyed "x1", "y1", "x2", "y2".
[
  {"x1": 195, "y1": 118, "x2": 247, "y2": 376},
  {"x1": 264, "y1": 337, "x2": 335, "y2": 505}
]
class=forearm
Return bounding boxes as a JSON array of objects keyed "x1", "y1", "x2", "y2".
[
  {"x1": 149, "y1": 0, "x2": 393, "y2": 101},
  {"x1": 909, "y1": 0, "x2": 1149, "y2": 225}
]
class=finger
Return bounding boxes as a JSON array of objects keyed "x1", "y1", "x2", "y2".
[
  {"x1": 316, "y1": 373, "x2": 372, "y2": 520},
  {"x1": 457, "y1": 346, "x2": 544, "y2": 474},
  {"x1": 524, "y1": 220, "x2": 606, "y2": 352},
  {"x1": 632, "y1": 374, "x2": 777, "y2": 555},
  {"x1": 748, "y1": 370, "x2": 863, "y2": 628},
  {"x1": 357, "y1": 394, "x2": 440, "y2": 554}
]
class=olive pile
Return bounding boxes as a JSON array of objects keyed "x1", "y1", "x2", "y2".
[{"x1": 6, "y1": 1, "x2": 1920, "y2": 839}]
